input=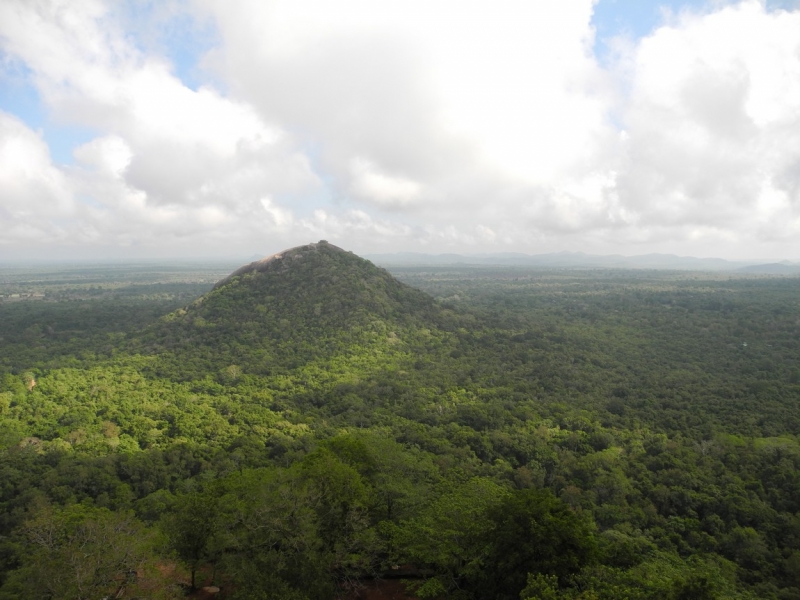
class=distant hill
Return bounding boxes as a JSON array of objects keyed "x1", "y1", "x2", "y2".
[
  {"x1": 367, "y1": 251, "x2": 768, "y2": 271},
  {"x1": 736, "y1": 263, "x2": 800, "y2": 274},
  {"x1": 136, "y1": 241, "x2": 447, "y2": 375}
]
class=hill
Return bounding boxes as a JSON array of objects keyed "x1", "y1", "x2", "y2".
[
  {"x1": 136, "y1": 240, "x2": 451, "y2": 377},
  {"x1": 208, "y1": 240, "x2": 438, "y2": 327}
]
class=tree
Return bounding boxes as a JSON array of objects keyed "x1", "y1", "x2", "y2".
[
  {"x1": 400, "y1": 477, "x2": 508, "y2": 593},
  {"x1": 475, "y1": 488, "x2": 597, "y2": 600},
  {"x1": 299, "y1": 448, "x2": 382, "y2": 582},
  {"x1": 219, "y1": 468, "x2": 329, "y2": 599},
  {"x1": 0, "y1": 504, "x2": 173, "y2": 600},
  {"x1": 163, "y1": 490, "x2": 224, "y2": 590}
]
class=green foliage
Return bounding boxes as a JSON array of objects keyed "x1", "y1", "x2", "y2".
[
  {"x1": 475, "y1": 488, "x2": 597, "y2": 599},
  {"x1": 414, "y1": 576, "x2": 448, "y2": 598},
  {"x1": 520, "y1": 573, "x2": 560, "y2": 600},
  {"x1": 0, "y1": 503, "x2": 175, "y2": 599},
  {"x1": 163, "y1": 489, "x2": 225, "y2": 590},
  {"x1": 399, "y1": 476, "x2": 508, "y2": 593},
  {"x1": 2, "y1": 256, "x2": 800, "y2": 597}
]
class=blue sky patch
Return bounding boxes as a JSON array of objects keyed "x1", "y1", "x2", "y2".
[
  {"x1": 591, "y1": 0, "x2": 709, "y2": 61},
  {"x1": 593, "y1": 0, "x2": 800, "y2": 61},
  {"x1": 0, "y1": 60, "x2": 95, "y2": 165},
  {"x1": 112, "y1": 1, "x2": 220, "y2": 92}
]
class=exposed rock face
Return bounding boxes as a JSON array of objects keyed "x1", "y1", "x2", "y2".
[{"x1": 213, "y1": 240, "x2": 340, "y2": 289}]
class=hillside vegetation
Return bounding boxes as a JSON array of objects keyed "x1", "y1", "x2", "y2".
[{"x1": 0, "y1": 245, "x2": 798, "y2": 599}]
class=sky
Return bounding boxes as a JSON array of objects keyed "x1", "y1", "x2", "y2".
[{"x1": 1, "y1": 0, "x2": 800, "y2": 261}]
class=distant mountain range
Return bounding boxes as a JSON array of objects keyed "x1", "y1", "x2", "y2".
[{"x1": 365, "y1": 251, "x2": 800, "y2": 273}]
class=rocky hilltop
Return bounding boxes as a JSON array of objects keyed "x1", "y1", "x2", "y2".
[
  {"x1": 213, "y1": 240, "x2": 341, "y2": 288},
  {"x1": 207, "y1": 240, "x2": 438, "y2": 326},
  {"x1": 138, "y1": 241, "x2": 446, "y2": 374}
]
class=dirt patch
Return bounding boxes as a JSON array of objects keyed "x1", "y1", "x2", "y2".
[
  {"x1": 189, "y1": 586, "x2": 221, "y2": 600},
  {"x1": 347, "y1": 579, "x2": 420, "y2": 600}
]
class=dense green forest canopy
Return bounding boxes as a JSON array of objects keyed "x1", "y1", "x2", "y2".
[{"x1": 0, "y1": 243, "x2": 798, "y2": 599}]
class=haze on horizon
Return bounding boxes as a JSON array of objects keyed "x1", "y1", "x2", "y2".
[{"x1": 1, "y1": 0, "x2": 800, "y2": 262}]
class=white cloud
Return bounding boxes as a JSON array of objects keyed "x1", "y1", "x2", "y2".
[
  {"x1": 476, "y1": 225, "x2": 496, "y2": 242},
  {"x1": 613, "y1": 0, "x2": 800, "y2": 253},
  {"x1": 1, "y1": 0, "x2": 800, "y2": 259},
  {"x1": 260, "y1": 196, "x2": 294, "y2": 230},
  {"x1": 72, "y1": 135, "x2": 132, "y2": 176},
  {"x1": 0, "y1": 0, "x2": 328, "y2": 255},
  {"x1": 0, "y1": 112, "x2": 74, "y2": 235},
  {"x1": 199, "y1": 0, "x2": 610, "y2": 201},
  {"x1": 348, "y1": 158, "x2": 422, "y2": 208}
]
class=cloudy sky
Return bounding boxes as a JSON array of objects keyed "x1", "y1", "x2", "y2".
[{"x1": 1, "y1": 0, "x2": 800, "y2": 260}]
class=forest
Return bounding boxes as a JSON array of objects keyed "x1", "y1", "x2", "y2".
[{"x1": 0, "y1": 241, "x2": 798, "y2": 599}]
